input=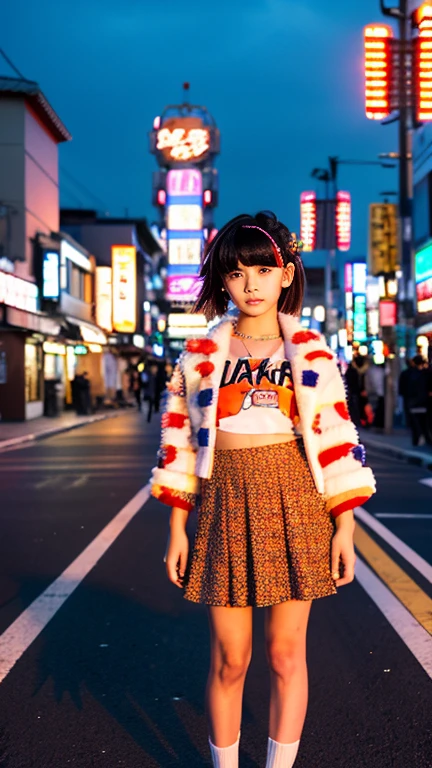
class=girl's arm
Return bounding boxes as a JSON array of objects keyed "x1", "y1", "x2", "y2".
[{"x1": 164, "y1": 506, "x2": 190, "y2": 588}]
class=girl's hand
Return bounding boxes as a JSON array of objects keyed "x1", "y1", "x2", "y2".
[
  {"x1": 164, "y1": 529, "x2": 189, "y2": 588},
  {"x1": 331, "y1": 514, "x2": 356, "y2": 587}
]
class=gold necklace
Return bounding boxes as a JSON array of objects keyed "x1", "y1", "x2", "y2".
[{"x1": 232, "y1": 320, "x2": 282, "y2": 341}]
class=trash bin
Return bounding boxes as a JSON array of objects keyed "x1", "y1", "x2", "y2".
[{"x1": 44, "y1": 379, "x2": 60, "y2": 417}]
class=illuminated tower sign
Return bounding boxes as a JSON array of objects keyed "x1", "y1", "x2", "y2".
[
  {"x1": 149, "y1": 92, "x2": 220, "y2": 306},
  {"x1": 363, "y1": 25, "x2": 393, "y2": 120}
]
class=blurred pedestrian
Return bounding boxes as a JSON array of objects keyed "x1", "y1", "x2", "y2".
[
  {"x1": 404, "y1": 355, "x2": 432, "y2": 446},
  {"x1": 130, "y1": 368, "x2": 142, "y2": 412},
  {"x1": 365, "y1": 361, "x2": 385, "y2": 429},
  {"x1": 398, "y1": 358, "x2": 414, "y2": 429},
  {"x1": 146, "y1": 364, "x2": 159, "y2": 422},
  {"x1": 345, "y1": 355, "x2": 372, "y2": 427}
]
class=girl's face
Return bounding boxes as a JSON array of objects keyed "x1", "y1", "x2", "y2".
[{"x1": 222, "y1": 261, "x2": 294, "y2": 316}]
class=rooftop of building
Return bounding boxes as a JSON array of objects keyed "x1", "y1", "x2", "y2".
[{"x1": 0, "y1": 75, "x2": 71, "y2": 143}]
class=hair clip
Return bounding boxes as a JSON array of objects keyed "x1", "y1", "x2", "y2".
[{"x1": 288, "y1": 233, "x2": 303, "y2": 256}]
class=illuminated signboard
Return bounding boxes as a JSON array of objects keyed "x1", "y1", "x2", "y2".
[
  {"x1": 96, "y1": 266, "x2": 113, "y2": 332},
  {"x1": 415, "y1": 242, "x2": 432, "y2": 313},
  {"x1": 167, "y1": 169, "x2": 202, "y2": 196},
  {"x1": 166, "y1": 274, "x2": 202, "y2": 302},
  {"x1": 42, "y1": 251, "x2": 60, "y2": 299},
  {"x1": 344, "y1": 263, "x2": 353, "y2": 292},
  {"x1": 112, "y1": 246, "x2": 136, "y2": 333},
  {"x1": 0, "y1": 270, "x2": 38, "y2": 313},
  {"x1": 368, "y1": 203, "x2": 399, "y2": 275},
  {"x1": 413, "y1": 4, "x2": 432, "y2": 122},
  {"x1": 379, "y1": 300, "x2": 397, "y2": 326},
  {"x1": 364, "y1": 25, "x2": 393, "y2": 120},
  {"x1": 335, "y1": 191, "x2": 351, "y2": 251},
  {"x1": 353, "y1": 263, "x2": 367, "y2": 294},
  {"x1": 167, "y1": 205, "x2": 203, "y2": 231},
  {"x1": 156, "y1": 118, "x2": 210, "y2": 163},
  {"x1": 168, "y1": 238, "x2": 202, "y2": 265},
  {"x1": 300, "y1": 191, "x2": 317, "y2": 252},
  {"x1": 353, "y1": 294, "x2": 367, "y2": 341}
]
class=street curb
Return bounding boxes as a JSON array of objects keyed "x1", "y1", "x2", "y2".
[
  {"x1": 0, "y1": 411, "x2": 122, "y2": 452},
  {"x1": 362, "y1": 435, "x2": 432, "y2": 471}
]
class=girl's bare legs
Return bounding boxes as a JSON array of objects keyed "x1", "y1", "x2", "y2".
[
  {"x1": 264, "y1": 600, "x2": 312, "y2": 743},
  {"x1": 206, "y1": 605, "x2": 253, "y2": 747}
]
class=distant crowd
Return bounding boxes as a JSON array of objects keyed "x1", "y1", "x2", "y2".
[{"x1": 345, "y1": 352, "x2": 432, "y2": 447}]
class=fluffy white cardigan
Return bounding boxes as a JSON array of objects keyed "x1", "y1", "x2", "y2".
[{"x1": 150, "y1": 312, "x2": 376, "y2": 516}]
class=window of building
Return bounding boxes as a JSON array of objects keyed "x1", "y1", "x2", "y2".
[{"x1": 25, "y1": 342, "x2": 42, "y2": 402}]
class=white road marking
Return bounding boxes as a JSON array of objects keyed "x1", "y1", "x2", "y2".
[
  {"x1": 355, "y1": 506, "x2": 432, "y2": 585},
  {"x1": 34, "y1": 477, "x2": 62, "y2": 490},
  {"x1": 375, "y1": 514, "x2": 432, "y2": 520},
  {"x1": 355, "y1": 557, "x2": 432, "y2": 679},
  {"x1": 419, "y1": 478, "x2": 432, "y2": 489},
  {"x1": 67, "y1": 475, "x2": 90, "y2": 489},
  {"x1": 0, "y1": 483, "x2": 151, "y2": 685}
]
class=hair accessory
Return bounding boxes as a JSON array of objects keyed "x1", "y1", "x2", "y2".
[
  {"x1": 288, "y1": 233, "x2": 303, "y2": 256},
  {"x1": 241, "y1": 225, "x2": 284, "y2": 269}
]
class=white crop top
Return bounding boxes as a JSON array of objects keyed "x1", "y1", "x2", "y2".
[{"x1": 216, "y1": 340, "x2": 300, "y2": 435}]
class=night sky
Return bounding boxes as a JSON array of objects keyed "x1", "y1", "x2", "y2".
[{"x1": 2, "y1": 0, "x2": 398, "y2": 257}]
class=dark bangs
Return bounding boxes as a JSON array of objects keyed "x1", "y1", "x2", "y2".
[{"x1": 217, "y1": 225, "x2": 280, "y2": 274}]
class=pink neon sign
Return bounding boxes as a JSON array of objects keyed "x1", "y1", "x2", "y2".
[
  {"x1": 167, "y1": 169, "x2": 203, "y2": 197},
  {"x1": 166, "y1": 274, "x2": 202, "y2": 302}
]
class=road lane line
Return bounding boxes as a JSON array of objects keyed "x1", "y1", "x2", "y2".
[
  {"x1": 67, "y1": 475, "x2": 90, "y2": 489},
  {"x1": 354, "y1": 523, "x2": 432, "y2": 635},
  {"x1": 375, "y1": 514, "x2": 432, "y2": 519},
  {"x1": 355, "y1": 558, "x2": 432, "y2": 679},
  {"x1": 0, "y1": 483, "x2": 151, "y2": 685},
  {"x1": 355, "y1": 506, "x2": 432, "y2": 584},
  {"x1": 419, "y1": 478, "x2": 432, "y2": 488},
  {"x1": 34, "y1": 477, "x2": 62, "y2": 490}
]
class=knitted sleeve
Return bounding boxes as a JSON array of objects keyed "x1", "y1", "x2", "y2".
[
  {"x1": 150, "y1": 354, "x2": 199, "y2": 512},
  {"x1": 315, "y1": 361, "x2": 376, "y2": 518}
]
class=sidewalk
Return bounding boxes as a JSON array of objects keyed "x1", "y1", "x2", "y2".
[
  {"x1": 360, "y1": 427, "x2": 432, "y2": 470},
  {"x1": 0, "y1": 409, "x2": 123, "y2": 451}
]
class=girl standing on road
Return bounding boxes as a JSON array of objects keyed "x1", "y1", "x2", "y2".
[{"x1": 150, "y1": 211, "x2": 376, "y2": 768}]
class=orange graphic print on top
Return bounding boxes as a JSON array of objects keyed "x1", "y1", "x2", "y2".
[{"x1": 216, "y1": 355, "x2": 300, "y2": 432}]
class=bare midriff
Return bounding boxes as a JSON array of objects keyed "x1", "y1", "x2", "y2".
[{"x1": 214, "y1": 430, "x2": 298, "y2": 450}]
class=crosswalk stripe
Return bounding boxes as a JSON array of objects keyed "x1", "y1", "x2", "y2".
[{"x1": 0, "y1": 483, "x2": 150, "y2": 685}]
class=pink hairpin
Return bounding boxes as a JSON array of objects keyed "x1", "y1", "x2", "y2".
[{"x1": 241, "y1": 225, "x2": 284, "y2": 268}]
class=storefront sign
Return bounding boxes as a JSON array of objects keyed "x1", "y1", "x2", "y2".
[
  {"x1": 368, "y1": 203, "x2": 399, "y2": 275},
  {"x1": 95, "y1": 266, "x2": 113, "y2": 332},
  {"x1": 43, "y1": 341, "x2": 66, "y2": 356},
  {"x1": 0, "y1": 271, "x2": 38, "y2": 313},
  {"x1": 112, "y1": 246, "x2": 136, "y2": 333},
  {"x1": 353, "y1": 294, "x2": 367, "y2": 341},
  {"x1": 42, "y1": 251, "x2": 60, "y2": 299},
  {"x1": 167, "y1": 169, "x2": 203, "y2": 196},
  {"x1": 61, "y1": 240, "x2": 92, "y2": 272},
  {"x1": 415, "y1": 242, "x2": 432, "y2": 313},
  {"x1": 352, "y1": 263, "x2": 367, "y2": 295},
  {"x1": 168, "y1": 238, "x2": 202, "y2": 265}
]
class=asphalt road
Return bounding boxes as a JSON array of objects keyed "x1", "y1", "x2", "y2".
[{"x1": 0, "y1": 413, "x2": 431, "y2": 768}]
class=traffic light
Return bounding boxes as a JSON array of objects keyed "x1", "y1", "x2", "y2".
[
  {"x1": 413, "y1": 3, "x2": 432, "y2": 122},
  {"x1": 364, "y1": 25, "x2": 393, "y2": 120}
]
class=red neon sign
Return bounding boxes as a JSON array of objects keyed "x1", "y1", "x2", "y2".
[
  {"x1": 414, "y1": 4, "x2": 432, "y2": 122},
  {"x1": 336, "y1": 191, "x2": 351, "y2": 252},
  {"x1": 300, "y1": 191, "x2": 317, "y2": 252},
  {"x1": 364, "y1": 25, "x2": 393, "y2": 120}
]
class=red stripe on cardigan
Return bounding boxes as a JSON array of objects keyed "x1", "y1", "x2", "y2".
[
  {"x1": 161, "y1": 412, "x2": 187, "y2": 429},
  {"x1": 319, "y1": 442, "x2": 356, "y2": 468},
  {"x1": 305, "y1": 350, "x2": 333, "y2": 362},
  {"x1": 157, "y1": 487, "x2": 194, "y2": 511},
  {"x1": 331, "y1": 495, "x2": 370, "y2": 518}
]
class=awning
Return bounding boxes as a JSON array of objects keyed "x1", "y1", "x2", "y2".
[
  {"x1": 66, "y1": 316, "x2": 107, "y2": 345},
  {"x1": 6, "y1": 306, "x2": 61, "y2": 335}
]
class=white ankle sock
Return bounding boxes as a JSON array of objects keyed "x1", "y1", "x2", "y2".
[
  {"x1": 208, "y1": 731, "x2": 240, "y2": 768},
  {"x1": 265, "y1": 737, "x2": 300, "y2": 768}
]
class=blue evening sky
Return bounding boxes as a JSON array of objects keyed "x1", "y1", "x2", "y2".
[{"x1": 2, "y1": 0, "x2": 398, "y2": 257}]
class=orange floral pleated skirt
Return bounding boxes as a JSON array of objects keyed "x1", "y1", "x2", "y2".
[{"x1": 182, "y1": 439, "x2": 337, "y2": 608}]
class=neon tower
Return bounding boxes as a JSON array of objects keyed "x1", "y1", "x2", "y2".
[{"x1": 150, "y1": 85, "x2": 220, "y2": 311}]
